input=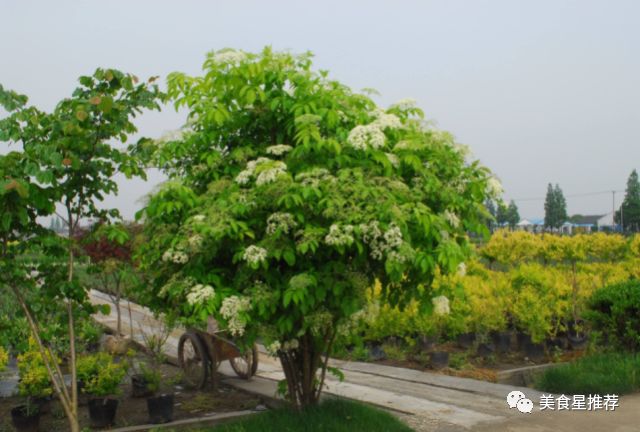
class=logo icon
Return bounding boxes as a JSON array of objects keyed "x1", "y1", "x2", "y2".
[
  {"x1": 507, "y1": 390, "x2": 533, "y2": 414},
  {"x1": 516, "y1": 398, "x2": 534, "y2": 414},
  {"x1": 507, "y1": 390, "x2": 526, "y2": 409}
]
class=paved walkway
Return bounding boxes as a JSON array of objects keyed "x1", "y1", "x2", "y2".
[{"x1": 88, "y1": 290, "x2": 639, "y2": 431}]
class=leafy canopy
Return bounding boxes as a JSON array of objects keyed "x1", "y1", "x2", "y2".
[{"x1": 137, "y1": 47, "x2": 497, "y2": 348}]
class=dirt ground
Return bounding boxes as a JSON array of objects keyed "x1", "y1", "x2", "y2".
[{"x1": 0, "y1": 361, "x2": 260, "y2": 432}]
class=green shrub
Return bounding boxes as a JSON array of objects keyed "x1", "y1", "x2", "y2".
[
  {"x1": 535, "y1": 352, "x2": 640, "y2": 395},
  {"x1": 585, "y1": 280, "x2": 640, "y2": 351},
  {"x1": 77, "y1": 352, "x2": 127, "y2": 397}
]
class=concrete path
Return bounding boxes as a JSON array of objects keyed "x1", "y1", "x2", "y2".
[{"x1": 88, "y1": 290, "x2": 639, "y2": 431}]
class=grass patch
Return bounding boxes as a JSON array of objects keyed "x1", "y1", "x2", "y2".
[
  {"x1": 535, "y1": 352, "x2": 640, "y2": 395},
  {"x1": 209, "y1": 398, "x2": 413, "y2": 432}
]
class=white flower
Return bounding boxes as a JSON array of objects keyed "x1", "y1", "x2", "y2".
[
  {"x1": 457, "y1": 262, "x2": 467, "y2": 277},
  {"x1": 371, "y1": 110, "x2": 402, "y2": 130},
  {"x1": 212, "y1": 49, "x2": 246, "y2": 64},
  {"x1": 235, "y1": 157, "x2": 288, "y2": 186},
  {"x1": 432, "y1": 295, "x2": 451, "y2": 316},
  {"x1": 443, "y1": 210, "x2": 460, "y2": 228},
  {"x1": 192, "y1": 214, "x2": 206, "y2": 222},
  {"x1": 266, "y1": 341, "x2": 281, "y2": 357},
  {"x1": 156, "y1": 129, "x2": 184, "y2": 144},
  {"x1": 347, "y1": 124, "x2": 385, "y2": 150},
  {"x1": 188, "y1": 234, "x2": 204, "y2": 249},
  {"x1": 243, "y1": 245, "x2": 268, "y2": 265},
  {"x1": 235, "y1": 169, "x2": 253, "y2": 185},
  {"x1": 220, "y1": 296, "x2": 252, "y2": 337},
  {"x1": 487, "y1": 177, "x2": 504, "y2": 198},
  {"x1": 393, "y1": 140, "x2": 411, "y2": 151},
  {"x1": 256, "y1": 161, "x2": 287, "y2": 186},
  {"x1": 325, "y1": 224, "x2": 355, "y2": 246},
  {"x1": 162, "y1": 248, "x2": 189, "y2": 264},
  {"x1": 295, "y1": 168, "x2": 334, "y2": 186},
  {"x1": 385, "y1": 153, "x2": 400, "y2": 168},
  {"x1": 360, "y1": 221, "x2": 404, "y2": 260},
  {"x1": 383, "y1": 223, "x2": 403, "y2": 249},
  {"x1": 266, "y1": 212, "x2": 297, "y2": 235},
  {"x1": 282, "y1": 339, "x2": 300, "y2": 351},
  {"x1": 186, "y1": 284, "x2": 215, "y2": 306},
  {"x1": 391, "y1": 98, "x2": 417, "y2": 110},
  {"x1": 266, "y1": 144, "x2": 293, "y2": 156}
]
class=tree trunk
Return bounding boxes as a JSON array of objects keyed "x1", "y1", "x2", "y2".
[{"x1": 277, "y1": 331, "x2": 335, "y2": 408}]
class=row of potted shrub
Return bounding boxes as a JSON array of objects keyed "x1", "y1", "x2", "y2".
[{"x1": 8, "y1": 343, "x2": 175, "y2": 431}]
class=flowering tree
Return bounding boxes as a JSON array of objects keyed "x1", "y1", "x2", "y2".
[
  {"x1": 137, "y1": 48, "x2": 497, "y2": 407},
  {"x1": 0, "y1": 70, "x2": 161, "y2": 432}
]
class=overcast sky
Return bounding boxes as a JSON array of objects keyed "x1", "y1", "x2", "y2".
[{"x1": 2, "y1": 0, "x2": 639, "y2": 219}]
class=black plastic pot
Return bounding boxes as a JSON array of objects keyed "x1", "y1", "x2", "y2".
[
  {"x1": 546, "y1": 336, "x2": 569, "y2": 351},
  {"x1": 430, "y1": 351, "x2": 449, "y2": 369},
  {"x1": 147, "y1": 393, "x2": 175, "y2": 424},
  {"x1": 367, "y1": 343, "x2": 386, "y2": 361},
  {"x1": 492, "y1": 331, "x2": 512, "y2": 353},
  {"x1": 34, "y1": 396, "x2": 52, "y2": 415},
  {"x1": 88, "y1": 398, "x2": 119, "y2": 428},
  {"x1": 457, "y1": 332, "x2": 476, "y2": 349},
  {"x1": 476, "y1": 342, "x2": 495, "y2": 357},
  {"x1": 516, "y1": 332, "x2": 532, "y2": 351},
  {"x1": 11, "y1": 405, "x2": 41, "y2": 432},
  {"x1": 567, "y1": 332, "x2": 588, "y2": 350},
  {"x1": 524, "y1": 341, "x2": 545, "y2": 361},
  {"x1": 418, "y1": 335, "x2": 436, "y2": 351},
  {"x1": 131, "y1": 374, "x2": 152, "y2": 398}
]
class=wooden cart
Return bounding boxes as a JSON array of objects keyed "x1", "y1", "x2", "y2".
[{"x1": 177, "y1": 328, "x2": 259, "y2": 389}]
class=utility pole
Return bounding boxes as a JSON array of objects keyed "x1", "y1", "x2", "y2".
[{"x1": 613, "y1": 190, "x2": 616, "y2": 232}]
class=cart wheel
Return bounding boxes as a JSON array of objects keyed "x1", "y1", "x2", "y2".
[
  {"x1": 178, "y1": 332, "x2": 209, "y2": 389},
  {"x1": 229, "y1": 343, "x2": 259, "y2": 379}
]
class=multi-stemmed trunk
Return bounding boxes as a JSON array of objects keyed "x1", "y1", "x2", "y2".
[{"x1": 277, "y1": 331, "x2": 335, "y2": 408}]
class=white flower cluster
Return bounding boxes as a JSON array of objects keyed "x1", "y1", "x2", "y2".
[
  {"x1": 295, "y1": 168, "x2": 334, "y2": 186},
  {"x1": 235, "y1": 157, "x2": 287, "y2": 186},
  {"x1": 359, "y1": 221, "x2": 403, "y2": 260},
  {"x1": 393, "y1": 140, "x2": 411, "y2": 151},
  {"x1": 371, "y1": 109, "x2": 402, "y2": 130},
  {"x1": 487, "y1": 177, "x2": 504, "y2": 198},
  {"x1": 457, "y1": 262, "x2": 467, "y2": 277},
  {"x1": 282, "y1": 339, "x2": 299, "y2": 351},
  {"x1": 306, "y1": 310, "x2": 334, "y2": 336},
  {"x1": 192, "y1": 214, "x2": 206, "y2": 222},
  {"x1": 266, "y1": 144, "x2": 293, "y2": 156},
  {"x1": 347, "y1": 124, "x2": 386, "y2": 150},
  {"x1": 220, "y1": 295, "x2": 251, "y2": 337},
  {"x1": 432, "y1": 295, "x2": 451, "y2": 316},
  {"x1": 266, "y1": 212, "x2": 298, "y2": 235},
  {"x1": 212, "y1": 49, "x2": 247, "y2": 64},
  {"x1": 266, "y1": 341, "x2": 281, "y2": 357},
  {"x1": 156, "y1": 129, "x2": 184, "y2": 144},
  {"x1": 385, "y1": 152, "x2": 400, "y2": 168},
  {"x1": 324, "y1": 224, "x2": 355, "y2": 246},
  {"x1": 186, "y1": 284, "x2": 215, "y2": 306},
  {"x1": 26, "y1": 269, "x2": 44, "y2": 288},
  {"x1": 188, "y1": 234, "x2": 204, "y2": 249},
  {"x1": 162, "y1": 248, "x2": 189, "y2": 264},
  {"x1": 443, "y1": 210, "x2": 460, "y2": 228},
  {"x1": 391, "y1": 98, "x2": 417, "y2": 110},
  {"x1": 243, "y1": 245, "x2": 268, "y2": 265}
]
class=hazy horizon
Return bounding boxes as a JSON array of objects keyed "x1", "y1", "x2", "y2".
[{"x1": 2, "y1": 0, "x2": 639, "y2": 220}]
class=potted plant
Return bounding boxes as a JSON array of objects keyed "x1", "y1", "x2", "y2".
[
  {"x1": 78, "y1": 352, "x2": 128, "y2": 428},
  {"x1": 13, "y1": 344, "x2": 56, "y2": 432},
  {"x1": 0, "y1": 346, "x2": 8, "y2": 371},
  {"x1": 429, "y1": 295, "x2": 451, "y2": 369},
  {"x1": 141, "y1": 363, "x2": 175, "y2": 424}
]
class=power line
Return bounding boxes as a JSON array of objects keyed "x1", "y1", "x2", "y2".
[{"x1": 510, "y1": 190, "x2": 624, "y2": 202}]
